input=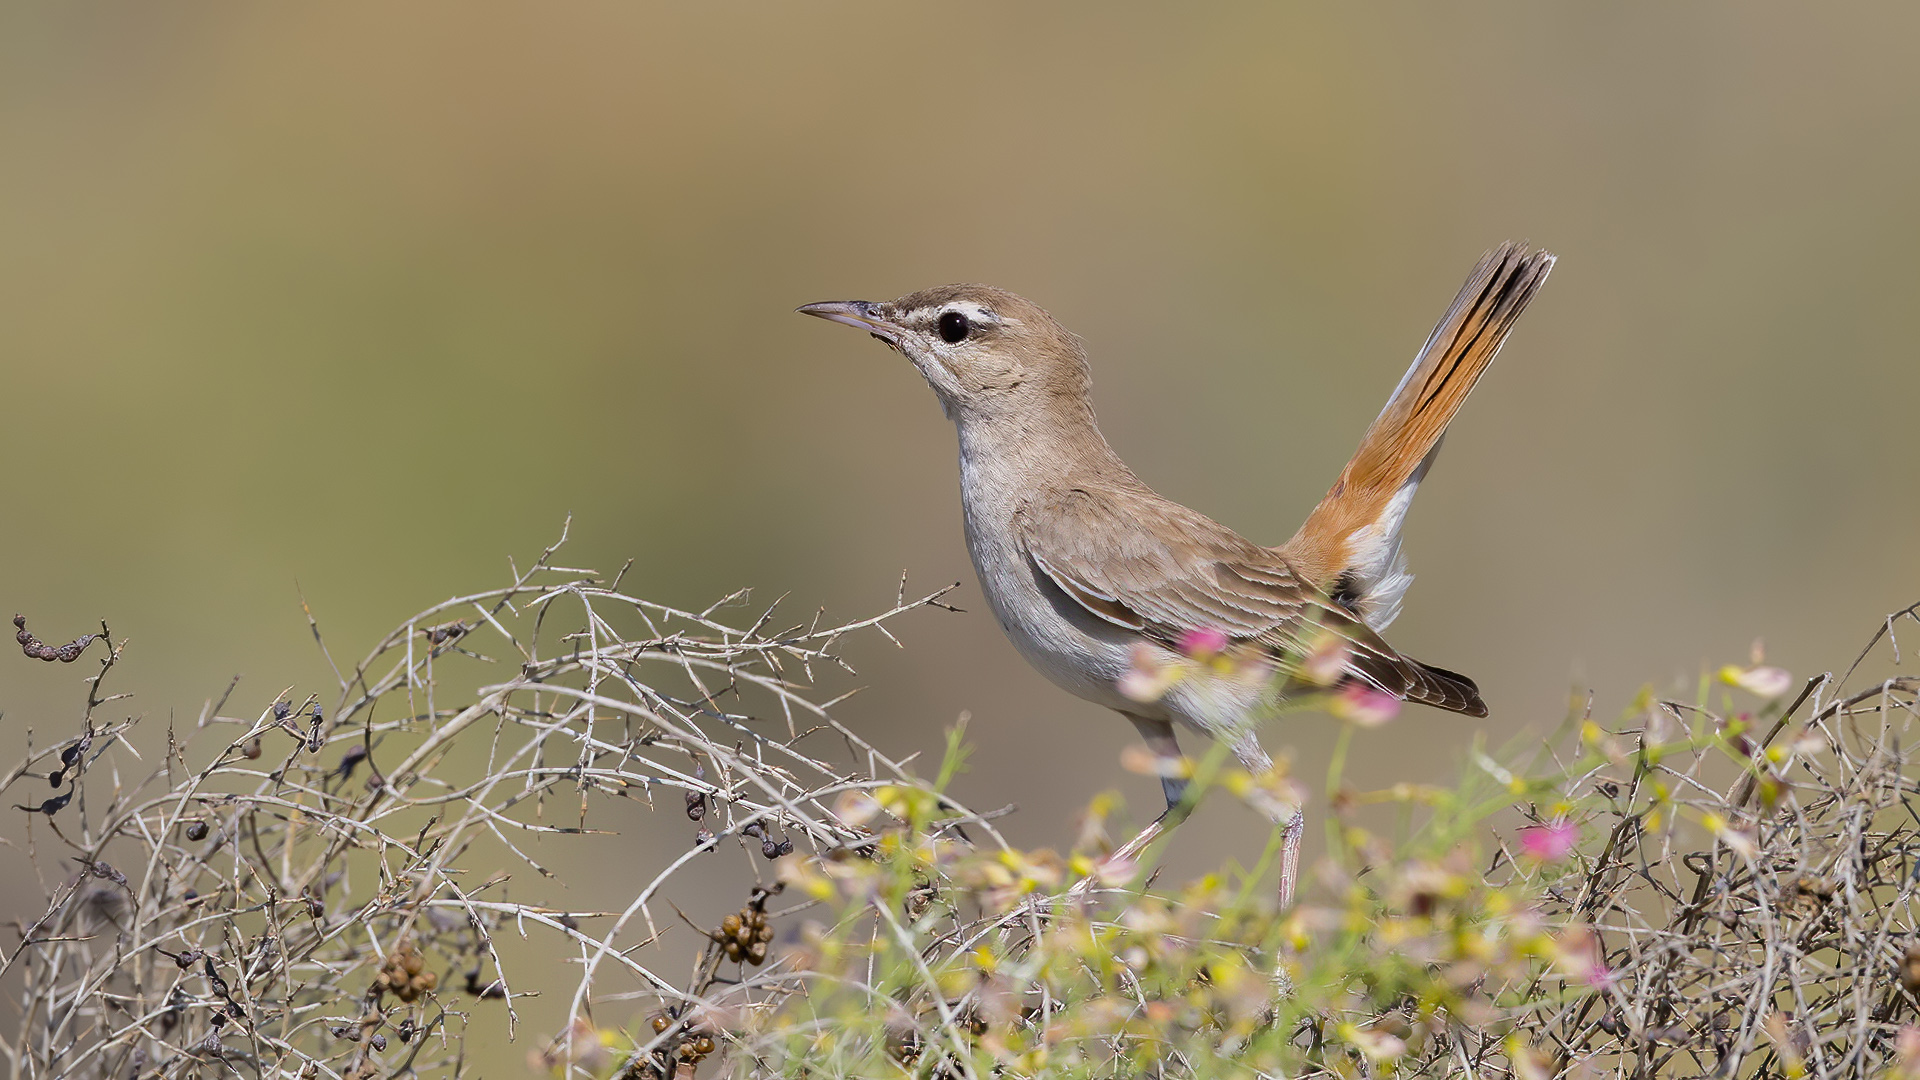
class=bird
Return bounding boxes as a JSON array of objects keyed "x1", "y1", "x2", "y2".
[{"x1": 799, "y1": 243, "x2": 1553, "y2": 905}]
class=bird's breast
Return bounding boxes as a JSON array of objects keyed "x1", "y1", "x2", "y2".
[{"x1": 954, "y1": 484, "x2": 1150, "y2": 718}]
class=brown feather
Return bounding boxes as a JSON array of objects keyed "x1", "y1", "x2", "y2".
[
  {"x1": 1279, "y1": 243, "x2": 1554, "y2": 588},
  {"x1": 1016, "y1": 482, "x2": 1485, "y2": 715}
]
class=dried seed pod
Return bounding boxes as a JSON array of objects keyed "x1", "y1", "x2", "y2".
[
  {"x1": 651, "y1": 1014, "x2": 670, "y2": 1034},
  {"x1": 15, "y1": 789, "x2": 73, "y2": 817},
  {"x1": 684, "y1": 788, "x2": 706, "y2": 821},
  {"x1": 692, "y1": 1036, "x2": 714, "y2": 1056},
  {"x1": 167, "y1": 948, "x2": 205, "y2": 969},
  {"x1": 370, "y1": 1033, "x2": 387, "y2": 1051},
  {"x1": 185, "y1": 820, "x2": 209, "y2": 842},
  {"x1": 396, "y1": 1019, "x2": 415, "y2": 1043},
  {"x1": 761, "y1": 838, "x2": 781, "y2": 859},
  {"x1": 242, "y1": 737, "x2": 263, "y2": 760},
  {"x1": 48, "y1": 769, "x2": 63, "y2": 788},
  {"x1": 273, "y1": 701, "x2": 292, "y2": 721},
  {"x1": 746, "y1": 941, "x2": 767, "y2": 965},
  {"x1": 14, "y1": 616, "x2": 99, "y2": 663},
  {"x1": 720, "y1": 914, "x2": 741, "y2": 937},
  {"x1": 724, "y1": 940, "x2": 742, "y2": 962},
  {"x1": 377, "y1": 944, "x2": 437, "y2": 1003}
]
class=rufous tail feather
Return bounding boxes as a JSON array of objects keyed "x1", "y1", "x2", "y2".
[{"x1": 1279, "y1": 242, "x2": 1554, "y2": 597}]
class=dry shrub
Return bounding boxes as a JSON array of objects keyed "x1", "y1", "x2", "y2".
[
  {"x1": 4, "y1": 527, "x2": 1918, "y2": 1079},
  {"x1": 2, "y1": 524, "x2": 963, "y2": 1079},
  {"x1": 720, "y1": 605, "x2": 1920, "y2": 1079},
  {"x1": 1515, "y1": 605, "x2": 1920, "y2": 1077}
]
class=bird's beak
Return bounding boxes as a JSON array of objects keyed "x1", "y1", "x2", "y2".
[{"x1": 797, "y1": 300, "x2": 904, "y2": 347}]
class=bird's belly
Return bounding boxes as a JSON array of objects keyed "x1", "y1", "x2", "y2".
[
  {"x1": 964, "y1": 527, "x2": 1150, "y2": 717},
  {"x1": 963, "y1": 514, "x2": 1272, "y2": 737}
]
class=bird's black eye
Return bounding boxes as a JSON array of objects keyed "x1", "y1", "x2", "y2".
[{"x1": 937, "y1": 311, "x2": 970, "y2": 344}]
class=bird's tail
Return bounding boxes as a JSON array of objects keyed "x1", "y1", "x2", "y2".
[
  {"x1": 1279, "y1": 242, "x2": 1554, "y2": 631},
  {"x1": 1303, "y1": 603, "x2": 1491, "y2": 718}
]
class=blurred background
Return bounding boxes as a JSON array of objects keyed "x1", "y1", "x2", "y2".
[{"x1": 3, "y1": 0, "x2": 1917, "y2": 1057}]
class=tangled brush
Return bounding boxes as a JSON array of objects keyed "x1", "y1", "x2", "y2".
[{"x1": 4, "y1": 523, "x2": 1917, "y2": 1079}]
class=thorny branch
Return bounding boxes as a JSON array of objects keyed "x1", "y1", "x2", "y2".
[
  {"x1": 7, "y1": 527, "x2": 1919, "y2": 1079},
  {"x1": 1, "y1": 527, "x2": 961, "y2": 1080}
]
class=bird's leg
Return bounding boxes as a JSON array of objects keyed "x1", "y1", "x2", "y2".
[
  {"x1": 1228, "y1": 732, "x2": 1304, "y2": 908},
  {"x1": 1277, "y1": 807, "x2": 1305, "y2": 909},
  {"x1": 1060, "y1": 715, "x2": 1190, "y2": 897},
  {"x1": 1125, "y1": 715, "x2": 1189, "y2": 819}
]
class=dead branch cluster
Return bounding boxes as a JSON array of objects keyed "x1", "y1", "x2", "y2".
[
  {"x1": 1509, "y1": 603, "x2": 1920, "y2": 1077},
  {"x1": 1, "y1": 525, "x2": 964, "y2": 1080},
  {"x1": 5, "y1": 517, "x2": 1919, "y2": 1080}
]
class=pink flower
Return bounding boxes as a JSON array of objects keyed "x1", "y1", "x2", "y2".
[
  {"x1": 1720, "y1": 663, "x2": 1793, "y2": 699},
  {"x1": 1895, "y1": 1026, "x2": 1920, "y2": 1072},
  {"x1": 1551, "y1": 926, "x2": 1613, "y2": 988},
  {"x1": 1302, "y1": 632, "x2": 1350, "y2": 686},
  {"x1": 1116, "y1": 670, "x2": 1162, "y2": 703},
  {"x1": 1519, "y1": 821, "x2": 1579, "y2": 863},
  {"x1": 1330, "y1": 683, "x2": 1401, "y2": 727},
  {"x1": 1091, "y1": 853, "x2": 1140, "y2": 888},
  {"x1": 1177, "y1": 626, "x2": 1230, "y2": 658},
  {"x1": 1118, "y1": 644, "x2": 1180, "y2": 703}
]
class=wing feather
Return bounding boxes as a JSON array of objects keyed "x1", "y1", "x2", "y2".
[{"x1": 1017, "y1": 486, "x2": 1486, "y2": 716}]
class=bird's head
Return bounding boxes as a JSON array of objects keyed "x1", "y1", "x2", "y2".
[{"x1": 799, "y1": 284, "x2": 1091, "y2": 422}]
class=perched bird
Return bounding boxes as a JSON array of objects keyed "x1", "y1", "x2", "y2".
[{"x1": 800, "y1": 243, "x2": 1552, "y2": 904}]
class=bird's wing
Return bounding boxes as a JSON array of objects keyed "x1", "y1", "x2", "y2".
[
  {"x1": 1018, "y1": 487, "x2": 1309, "y2": 643},
  {"x1": 1017, "y1": 486, "x2": 1486, "y2": 715}
]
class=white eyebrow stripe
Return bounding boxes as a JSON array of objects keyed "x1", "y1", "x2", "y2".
[{"x1": 950, "y1": 301, "x2": 998, "y2": 322}]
